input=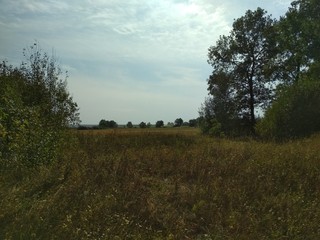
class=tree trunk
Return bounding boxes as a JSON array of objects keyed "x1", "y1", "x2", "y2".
[
  {"x1": 248, "y1": 77, "x2": 255, "y2": 132},
  {"x1": 248, "y1": 59, "x2": 256, "y2": 134}
]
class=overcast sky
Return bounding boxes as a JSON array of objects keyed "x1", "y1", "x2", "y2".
[{"x1": 0, "y1": 0, "x2": 292, "y2": 124}]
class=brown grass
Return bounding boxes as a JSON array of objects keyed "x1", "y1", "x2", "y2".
[{"x1": 1, "y1": 128, "x2": 320, "y2": 239}]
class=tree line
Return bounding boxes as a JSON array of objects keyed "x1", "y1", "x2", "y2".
[
  {"x1": 200, "y1": 0, "x2": 320, "y2": 140},
  {"x1": 1, "y1": 0, "x2": 318, "y2": 168},
  {"x1": 77, "y1": 118, "x2": 198, "y2": 129}
]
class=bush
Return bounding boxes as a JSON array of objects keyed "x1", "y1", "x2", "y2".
[
  {"x1": 198, "y1": 117, "x2": 224, "y2": 137},
  {"x1": 0, "y1": 44, "x2": 79, "y2": 167},
  {"x1": 208, "y1": 119, "x2": 224, "y2": 137},
  {"x1": 257, "y1": 79, "x2": 320, "y2": 140}
]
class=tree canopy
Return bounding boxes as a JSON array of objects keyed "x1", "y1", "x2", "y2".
[
  {"x1": 99, "y1": 119, "x2": 118, "y2": 129},
  {"x1": 174, "y1": 118, "x2": 183, "y2": 127},
  {"x1": 126, "y1": 121, "x2": 133, "y2": 128},
  {"x1": 156, "y1": 120, "x2": 164, "y2": 128},
  {"x1": 207, "y1": 8, "x2": 276, "y2": 134},
  {"x1": 257, "y1": 0, "x2": 320, "y2": 140},
  {"x1": 203, "y1": 1, "x2": 320, "y2": 139},
  {"x1": 257, "y1": 79, "x2": 320, "y2": 140},
  {"x1": 271, "y1": 0, "x2": 320, "y2": 84},
  {"x1": 139, "y1": 122, "x2": 147, "y2": 128}
]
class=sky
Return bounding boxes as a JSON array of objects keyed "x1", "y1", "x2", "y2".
[{"x1": 0, "y1": 0, "x2": 292, "y2": 125}]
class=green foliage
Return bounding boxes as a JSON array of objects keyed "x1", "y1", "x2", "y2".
[
  {"x1": 198, "y1": 98, "x2": 214, "y2": 133},
  {"x1": 1, "y1": 129, "x2": 320, "y2": 239},
  {"x1": 271, "y1": 0, "x2": 320, "y2": 83},
  {"x1": 139, "y1": 121, "x2": 147, "y2": 128},
  {"x1": 0, "y1": 43, "x2": 79, "y2": 167},
  {"x1": 207, "y1": 8, "x2": 276, "y2": 134},
  {"x1": 182, "y1": 122, "x2": 189, "y2": 127},
  {"x1": 126, "y1": 121, "x2": 133, "y2": 128},
  {"x1": 21, "y1": 43, "x2": 79, "y2": 127},
  {"x1": 199, "y1": 97, "x2": 243, "y2": 137},
  {"x1": 99, "y1": 119, "x2": 118, "y2": 129},
  {"x1": 204, "y1": 1, "x2": 320, "y2": 138},
  {"x1": 207, "y1": 119, "x2": 224, "y2": 137},
  {"x1": 155, "y1": 120, "x2": 164, "y2": 128},
  {"x1": 255, "y1": 0, "x2": 320, "y2": 140},
  {"x1": 174, "y1": 118, "x2": 183, "y2": 127},
  {"x1": 188, "y1": 119, "x2": 197, "y2": 127},
  {"x1": 198, "y1": 114, "x2": 224, "y2": 137},
  {"x1": 257, "y1": 78, "x2": 320, "y2": 140},
  {"x1": 289, "y1": 0, "x2": 320, "y2": 61},
  {"x1": 99, "y1": 119, "x2": 108, "y2": 128},
  {"x1": 202, "y1": 71, "x2": 237, "y2": 134}
]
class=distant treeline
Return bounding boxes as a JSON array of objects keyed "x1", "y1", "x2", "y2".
[{"x1": 77, "y1": 118, "x2": 198, "y2": 130}]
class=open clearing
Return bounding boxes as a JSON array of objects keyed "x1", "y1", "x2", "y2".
[{"x1": 1, "y1": 129, "x2": 320, "y2": 239}]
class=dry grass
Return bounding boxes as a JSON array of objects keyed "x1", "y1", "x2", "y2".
[{"x1": 1, "y1": 128, "x2": 320, "y2": 239}]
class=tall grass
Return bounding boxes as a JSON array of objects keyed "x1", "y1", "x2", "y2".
[{"x1": 1, "y1": 129, "x2": 320, "y2": 239}]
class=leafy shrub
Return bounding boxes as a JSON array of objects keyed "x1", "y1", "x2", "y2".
[
  {"x1": 208, "y1": 119, "x2": 224, "y2": 137},
  {"x1": 257, "y1": 79, "x2": 320, "y2": 140},
  {"x1": 0, "y1": 43, "x2": 79, "y2": 167}
]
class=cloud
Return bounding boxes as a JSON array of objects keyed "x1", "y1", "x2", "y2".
[
  {"x1": 0, "y1": 0, "x2": 292, "y2": 124},
  {"x1": 0, "y1": 0, "x2": 69, "y2": 15}
]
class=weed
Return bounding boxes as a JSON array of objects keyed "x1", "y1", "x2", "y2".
[{"x1": 1, "y1": 128, "x2": 320, "y2": 239}]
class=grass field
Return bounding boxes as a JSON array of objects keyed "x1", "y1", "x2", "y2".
[{"x1": 1, "y1": 128, "x2": 320, "y2": 239}]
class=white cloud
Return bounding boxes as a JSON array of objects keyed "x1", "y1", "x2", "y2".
[
  {"x1": 0, "y1": 0, "x2": 70, "y2": 14},
  {"x1": 0, "y1": 0, "x2": 292, "y2": 124}
]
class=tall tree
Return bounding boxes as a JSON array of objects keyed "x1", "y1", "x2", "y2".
[{"x1": 207, "y1": 8, "x2": 276, "y2": 133}]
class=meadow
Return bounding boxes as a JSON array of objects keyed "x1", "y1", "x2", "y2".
[{"x1": 1, "y1": 128, "x2": 320, "y2": 239}]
